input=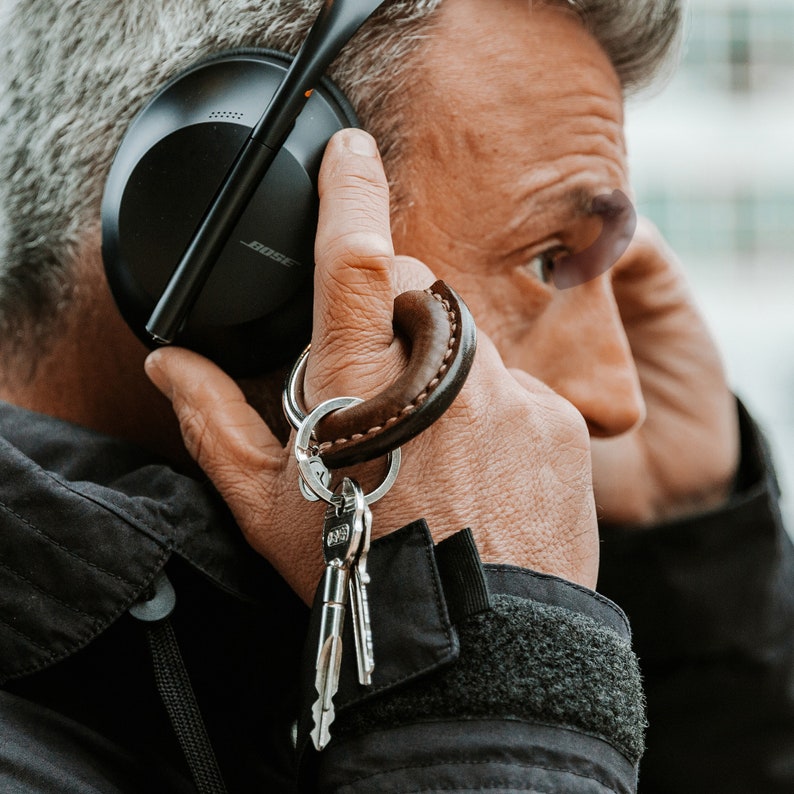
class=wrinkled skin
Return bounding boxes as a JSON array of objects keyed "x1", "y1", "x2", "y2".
[
  {"x1": 147, "y1": 0, "x2": 738, "y2": 603},
  {"x1": 147, "y1": 128, "x2": 599, "y2": 603}
]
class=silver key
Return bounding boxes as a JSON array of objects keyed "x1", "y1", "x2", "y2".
[
  {"x1": 310, "y1": 478, "x2": 366, "y2": 750},
  {"x1": 349, "y1": 501, "x2": 375, "y2": 685}
]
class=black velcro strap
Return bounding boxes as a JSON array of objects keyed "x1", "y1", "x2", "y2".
[{"x1": 434, "y1": 528, "x2": 491, "y2": 625}]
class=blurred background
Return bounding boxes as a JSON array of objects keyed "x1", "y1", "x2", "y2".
[{"x1": 625, "y1": 0, "x2": 794, "y2": 530}]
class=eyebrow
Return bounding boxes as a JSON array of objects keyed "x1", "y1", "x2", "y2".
[
  {"x1": 499, "y1": 182, "x2": 604, "y2": 253},
  {"x1": 529, "y1": 184, "x2": 602, "y2": 221}
]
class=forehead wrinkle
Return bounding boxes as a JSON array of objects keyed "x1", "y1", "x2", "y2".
[
  {"x1": 414, "y1": 4, "x2": 622, "y2": 130},
  {"x1": 397, "y1": 1, "x2": 629, "y2": 252},
  {"x1": 549, "y1": 96, "x2": 627, "y2": 156}
]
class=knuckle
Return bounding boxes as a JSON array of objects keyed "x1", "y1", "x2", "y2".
[
  {"x1": 321, "y1": 164, "x2": 390, "y2": 204},
  {"x1": 618, "y1": 215, "x2": 675, "y2": 269},
  {"x1": 321, "y1": 229, "x2": 394, "y2": 273},
  {"x1": 309, "y1": 340, "x2": 401, "y2": 404},
  {"x1": 536, "y1": 390, "x2": 590, "y2": 447},
  {"x1": 174, "y1": 397, "x2": 267, "y2": 477},
  {"x1": 339, "y1": 174, "x2": 390, "y2": 206},
  {"x1": 172, "y1": 400, "x2": 210, "y2": 463}
]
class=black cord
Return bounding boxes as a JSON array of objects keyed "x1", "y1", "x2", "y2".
[{"x1": 144, "y1": 618, "x2": 229, "y2": 794}]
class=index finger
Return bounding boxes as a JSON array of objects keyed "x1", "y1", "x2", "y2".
[{"x1": 311, "y1": 129, "x2": 398, "y2": 369}]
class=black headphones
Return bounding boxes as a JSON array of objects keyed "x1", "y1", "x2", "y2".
[{"x1": 101, "y1": 0, "x2": 384, "y2": 377}]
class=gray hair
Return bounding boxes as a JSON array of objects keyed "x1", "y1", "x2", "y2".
[{"x1": 0, "y1": 0, "x2": 681, "y2": 355}]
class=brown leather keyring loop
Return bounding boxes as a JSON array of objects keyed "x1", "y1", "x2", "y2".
[{"x1": 284, "y1": 280, "x2": 476, "y2": 469}]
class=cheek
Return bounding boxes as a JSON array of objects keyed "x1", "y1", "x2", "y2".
[
  {"x1": 505, "y1": 282, "x2": 624, "y2": 384},
  {"x1": 507, "y1": 297, "x2": 581, "y2": 374},
  {"x1": 463, "y1": 283, "x2": 601, "y2": 380}
]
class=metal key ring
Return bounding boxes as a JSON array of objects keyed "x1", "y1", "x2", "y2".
[
  {"x1": 283, "y1": 344, "x2": 311, "y2": 430},
  {"x1": 294, "y1": 396, "x2": 401, "y2": 505}
]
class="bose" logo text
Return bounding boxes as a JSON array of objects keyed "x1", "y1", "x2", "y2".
[{"x1": 241, "y1": 240, "x2": 302, "y2": 269}]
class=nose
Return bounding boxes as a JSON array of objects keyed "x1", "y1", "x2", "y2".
[{"x1": 525, "y1": 276, "x2": 645, "y2": 438}]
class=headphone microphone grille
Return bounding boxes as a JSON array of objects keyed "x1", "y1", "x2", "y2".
[{"x1": 208, "y1": 110, "x2": 245, "y2": 120}]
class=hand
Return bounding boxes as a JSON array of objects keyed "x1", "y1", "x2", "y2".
[
  {"x1": 145, "y1": 129, "x2": 599, "y2": 604},
  {"x1": 591, "y1": 219, "x2": 740, "y2": 525}
]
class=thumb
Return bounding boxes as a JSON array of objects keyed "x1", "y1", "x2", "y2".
[
  {"x1": 146, "y1": 347, "x2": 324, "y2": 602},
  {"x1": 144, "y1": 347, "x2": 286, "y2": 500}
]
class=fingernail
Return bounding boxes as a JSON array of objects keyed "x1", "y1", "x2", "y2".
[
  {"x1": 144, "y1": 350, "x2": 174, "y2": 401},
  {"x1": 343, "y1": 128, "x2": 378, "y2": 157}
]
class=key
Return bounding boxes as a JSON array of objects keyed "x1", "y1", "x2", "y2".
[
  {"x1": 310, "y1": 478, "x2": 366, "y2": 750},
  {"x1": 311, "y1": 562, "x2": 347, "y2": 750},
  {"x1": 349, "y1": 501, "x2": 375, "y2": 685}
]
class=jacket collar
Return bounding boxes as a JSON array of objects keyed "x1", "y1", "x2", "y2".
[{"x1": 0, "y1": 401, "x2": 285, "y2": 683}]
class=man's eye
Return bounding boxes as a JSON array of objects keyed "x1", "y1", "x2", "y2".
[{"x1": 523, "y1": 246, "x2": 568, "y2": 284}]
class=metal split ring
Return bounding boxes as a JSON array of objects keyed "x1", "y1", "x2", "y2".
[
  {"x1": 294, "y1": 396, "x2": 401, "y2": 505},
  {"x1": 283, "y1": 345, "x2": 312, "y2": 430}
]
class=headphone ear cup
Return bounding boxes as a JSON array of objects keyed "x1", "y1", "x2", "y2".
[{"x1": 101, "y1": 50, "x2": 358, "y2": 376}]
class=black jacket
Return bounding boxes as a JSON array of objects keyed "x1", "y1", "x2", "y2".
[
  {"x1": 0, "y1": 399, "x2": 790, "y2": 792},
  {"x1": 599, "y1": 401, "x2": 794, "y2": 792}
]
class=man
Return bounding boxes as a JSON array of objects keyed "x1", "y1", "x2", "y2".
[{"x1": 0, "y1": 1, "x2": 791, "y2": 792}]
